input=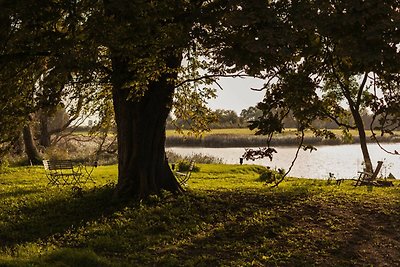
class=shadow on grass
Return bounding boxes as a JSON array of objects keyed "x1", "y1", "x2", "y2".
[
  {"x1": 0, "y1": 184, "x2": 126, "y2": 248},
  {"x1": 0, "y1": 185, "x2": 312, "y2": 266},
  {"x1": 1, "y1": 248, "x2": 112, "y2": 267},
  {"x1": 0, "y1": 188, "x2": 43, "y2": 199},
  {"x1": 1, "y1": 184, "x2": 400, "y2": 266},
  {"x1": 151, "y1": 189, "x2": 318, "y2": 266},
  {"x1": 151, "y1": 188, "x2": 400, "y2": 266},
  {"x1": 328, "y1": 198, "x2": 400, "y2": 266}
]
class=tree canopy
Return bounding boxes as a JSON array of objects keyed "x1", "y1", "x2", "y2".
[
  {"x1": 1, "y1": 0, "x2": 399, "y2": 196},
  {"x1": 0, "y1": 0, "x2": 229, "y2": 197}
]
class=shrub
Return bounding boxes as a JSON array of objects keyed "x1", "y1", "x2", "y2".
[
  {"x1": 176, "y1": 160, "x2": 200, "y2": 172},
  {"x1": 259, "y1": 169, "x2": 277, "y2": 183},
  {"x1": 259, "y1": 168, "x2": 286, "y2": 184},
  {"x1": 166, "y1": 151, "x2": 223, "y2": 164}
]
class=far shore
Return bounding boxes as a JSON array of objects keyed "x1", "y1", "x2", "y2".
[{"x1": 166, "y1": 128, "x2": 400, "y2": 148}]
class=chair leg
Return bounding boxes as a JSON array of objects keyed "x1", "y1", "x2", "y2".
[{"x1": 354, "y1": 173, "x2": 364, "y2": 186}]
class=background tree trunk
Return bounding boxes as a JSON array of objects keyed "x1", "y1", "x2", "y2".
[
  {"x1": 111, "y1": 55, "x2": 183, "y2": 199},
  {"x1": 12, "y1": 134, "x2": 24, "y2": 155},
  {"x1": 22, "y1": 124, "x2": 42, "y2": 165},
  {"x1": 351, "y1": 108, "x2": 373, "y2": 173},
  {"x1": 39, "y1": 111, "x2": 51, "y2": 148}
]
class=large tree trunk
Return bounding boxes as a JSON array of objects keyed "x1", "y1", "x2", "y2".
[
  {"x1": 22, "y1": 124, "x2": 42, "y2": 165},
  {"x1": 111, "y1": 56, "x2": 183, "y2": 199}
]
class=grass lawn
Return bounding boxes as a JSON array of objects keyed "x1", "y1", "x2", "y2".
[{"x1": 1, "y1": 164, "x2": 400, "y2": 266}]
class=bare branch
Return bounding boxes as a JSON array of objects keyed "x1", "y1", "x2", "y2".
[
  {"x1": 51, "y1": 114, "x2": 91, "y2": 145},
  {"x1": 370, "y1": 113, "x2": 400, "y2": 156},
  {"x1": 323, "y1": 111, "x2": 357, "y2": 130},
  {"x1": 250, "y1": 86, "x2": 265, "y2": 92},
  {"x1": 271, "y1": 130, "x2": 305, "y2": 188},
  {"x1": 212, "y1": 79, "x2": 224, "y2": 91}
]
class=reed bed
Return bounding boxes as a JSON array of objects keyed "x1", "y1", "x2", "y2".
[{"x1": 166, "y1": 134, "x2": 400, "y2": 148}]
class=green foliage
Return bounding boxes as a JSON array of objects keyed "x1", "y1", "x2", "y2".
[
  {"x1": 240, "y1": 106, "x2": 263, "y2": 124},
  {"x1": 259, "y1": 168, "x2": 286, "y2": 184},
  {"x1": 211, "y1": 109, "x2": 241, "y2": 128},
  {"x1": 0, "y1": 0, "x2": 212, "y2": 152},
  {"x1": 173, "y1": 54, "x2": 218, "y2": 136}
]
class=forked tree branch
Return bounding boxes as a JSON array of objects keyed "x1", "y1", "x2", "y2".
[{"x1": 356, "y1": 72, "x2": 368, "y2": 109}]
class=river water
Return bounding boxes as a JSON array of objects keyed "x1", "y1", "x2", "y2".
[{"x1": 169, "y1": 143, "x2": 400, "y2": 179}]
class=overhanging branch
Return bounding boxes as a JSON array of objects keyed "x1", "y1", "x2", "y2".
[
  {"x1": 174, "y1": 72, "x2": 252, "y2": 88},
  {"x1": 271, "y1": 130, "x2": 305, "y2": 188}
]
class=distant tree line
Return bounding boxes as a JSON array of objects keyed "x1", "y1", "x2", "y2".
[{"x1": 167, "y1": 106, "x2": 381, "y2": 130}]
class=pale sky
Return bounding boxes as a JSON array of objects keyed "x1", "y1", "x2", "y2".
[
  {"x1": 85, "y1": 77, "x2": 267, "y2": 125},
  {"x1": 207, "y1": 77, "x2": 266, "y2": 114}
]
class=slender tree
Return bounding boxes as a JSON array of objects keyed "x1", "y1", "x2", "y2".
[{"x1": 220, "y1": 0, "x2": 400, "y2": 174}]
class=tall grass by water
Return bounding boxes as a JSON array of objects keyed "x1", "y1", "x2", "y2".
[
  {"x1": 1, "y1": 164, "x2": 400, "y2": 266},
  {"x1": 166, "y1": 133, "x2": 400, "y2": 147}
]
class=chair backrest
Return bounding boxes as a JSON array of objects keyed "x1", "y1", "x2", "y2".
[
  {"x1": 43, "y1": 160, "x2": 74, "y2": 170},
  {"x1": 43, "y1": 160, "x2": 50, "y2": 170},
  {"x1": 369, "y1": 161, "x2": 384, "y2": 180}
]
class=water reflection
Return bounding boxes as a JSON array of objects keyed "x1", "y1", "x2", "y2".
[{"x1": 169, "y1": 143, "x2": 400, "y2": 179}]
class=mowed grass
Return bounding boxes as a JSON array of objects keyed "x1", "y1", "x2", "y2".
[{"x1": 1, "y1": 164, "x2": 400, "y2": 266}]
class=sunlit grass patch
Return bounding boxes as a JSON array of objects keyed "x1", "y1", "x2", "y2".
[{"x1": 1, "y1": 164, "x2": 400, "y2": 266}]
